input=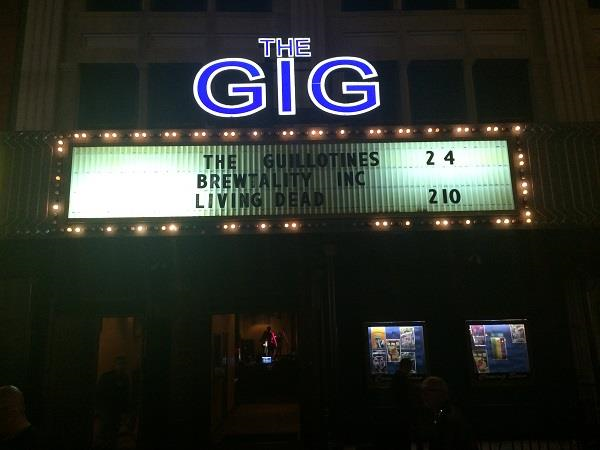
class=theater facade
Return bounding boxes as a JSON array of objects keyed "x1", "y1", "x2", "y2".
[{"x1": 2, "y1": 2, "x2": 600, "y2": 449}]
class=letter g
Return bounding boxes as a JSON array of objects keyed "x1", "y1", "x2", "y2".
[
  {"x1": 193, "y1": 58, "x2": 266, "y2": 117},
  {"x1": 308, "y1": 57, "x2": 380, "y2": 116}
]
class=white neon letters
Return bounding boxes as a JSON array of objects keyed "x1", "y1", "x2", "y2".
[{"x1": 192, "y1": 38, "x2": 380, "y2": 117}]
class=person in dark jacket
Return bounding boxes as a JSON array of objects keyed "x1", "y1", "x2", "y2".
[
  {"x1": 421, "y1": 377, "x2": 479, "y2": 450},
  {"x1": 391, "y1": 358, "x2": 424, "y2": 449},
  {"x1": 94, "y1": 356, "x2": 130, "y2": 450}
]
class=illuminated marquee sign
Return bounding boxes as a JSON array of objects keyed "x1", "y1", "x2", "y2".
[
  {"x1": 67, "y1": 140, "x2": 515, "y2": 219},
  {"x1": 193, "y1": 37, "x2": 380, "y2": 117}
]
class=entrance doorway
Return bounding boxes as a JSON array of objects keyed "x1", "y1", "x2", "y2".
[
  {"x1": 211, "y1": 312, "x2": 300, "y2": 447},
  {"x1": 93, "y1": 317, "x2": 143, "y2": 450}
]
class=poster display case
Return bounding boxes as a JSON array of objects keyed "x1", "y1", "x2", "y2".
[
  {"x1": 467, "y1": 320, "x2": 530, "y2": 379},
  {"x1": 366, "y1": 322, "x2": 427, "y2": 385}
]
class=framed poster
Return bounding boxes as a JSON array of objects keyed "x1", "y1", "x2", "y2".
[
  {"x1": 366, "y1": 321, "x2": 427, "y2": 385},
  {"x1": 467, "y1": 320, "x2": 530, "y2": 379}
]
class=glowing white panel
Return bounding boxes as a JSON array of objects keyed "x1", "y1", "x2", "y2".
[{"x1": 67, "y1": 140, "x2": 515, "y2": 219}]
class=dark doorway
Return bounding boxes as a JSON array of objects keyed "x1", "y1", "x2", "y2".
[
  {"x1": 211, "y1": 312, "x2": 300, "y2": 446},
  {"x1": 93, "y1": 317, "x2": 144, "y2": 450}
]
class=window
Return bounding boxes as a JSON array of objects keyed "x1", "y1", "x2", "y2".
[
  {"x1": 215, "y1": 0, "x2": 272, "y2": 12},
  {"x1": 148, "y1": 64, "x2": 206, "y2": 129},
  {"x1": 473, "y1": 59, "x2": 532, "y2": 122},
  {"x1": 78, "y1": 64, "x2": 138, "y2": 129},
  {"x1": 402, "y1": 0, "x2": 455, "y2": 10},
  {"x1": 150, "y1": 0, "x2": 206, "y2": 11},
  {"x1": 341, "y1": 0, "x2": 393, "y2": 11},
  {"x1": 408, "y1": 60, "x2": 466, "y2": 123},
  {"x1": 466, "y1": 0, "x2": 519, "y2": 8},
  {"x1": 86, "y1": 0, "x2": 140, "y2": 11}
]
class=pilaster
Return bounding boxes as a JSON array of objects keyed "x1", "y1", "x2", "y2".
[
  {"x1": 463, "y1": 58, "x2": 477, "y2": 122},
  {"x1": 15, "y1": 0, "x2": 65, "y2": 130},
  {"x1": 539, "y1": 0, "x2": 594, "y2": 121},
  {"x1": 290, "y1": 0, "x2": 326, "y2": 60}
]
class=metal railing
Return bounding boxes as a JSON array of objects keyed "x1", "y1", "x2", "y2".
[
  {"x1": 476, "y1": 439, "x2": 580, "y2": 450},
  {"x1": 347, "y1": 439, "x2": 583, "y2": 450}
]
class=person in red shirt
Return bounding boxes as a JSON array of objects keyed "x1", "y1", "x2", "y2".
[{"x1": 260, "y1": 326, "x2": 277, "y2": 357}]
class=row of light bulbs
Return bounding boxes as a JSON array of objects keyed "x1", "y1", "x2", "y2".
[
  {"x1": 63, "y1": 125, "x2": 524, "y2": 143},
  {"x1": 53, "y1": 124, "x2": 532, "y2": 233},
  {"x1": 63, "y1": 222, "x2": 303, "y2": 234},
  {"x1": 61, "y1": 214, "x2": 533, "y2": 235}
]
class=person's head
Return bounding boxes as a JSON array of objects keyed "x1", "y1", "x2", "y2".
[
  {"x1": 0, "y1": 385, "x2": 29, "y2": 437},
  {"x1": 266, "y1": 326, "x2": 272, "y2": 332},
  {"x1": 399, "y1": 358, "x2": 413, "y2": 375},
  {"x1": 422, "y1": 376, "x2": 449, "y2": 410}
]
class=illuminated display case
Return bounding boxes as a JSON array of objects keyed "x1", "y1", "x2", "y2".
[
  {"x1": 467, "y1": 320, "x2": 530, "y2": 379},
  {"x1": 366, "y1": 322, "x2": 427, "y2": 385}
]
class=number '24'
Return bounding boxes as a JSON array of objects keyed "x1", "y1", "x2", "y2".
[{"x1": 426, "y1": 151, "x2": 455, "y2": 165}]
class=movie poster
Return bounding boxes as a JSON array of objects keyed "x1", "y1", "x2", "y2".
[
  {"x1": 472, "y1": 349, "x2": 490, "y2": 373},
  {"x1": 386, "y1": 339, "x2": 401, "y2": 362},
  {"x1": 371, "y1": 350, "x2": 387, "y2": 374},
  {"x1": 490, "y1": 335, "x2": 508, "y2": 360},
  {"x1": 469, "y1": 325, "x2": 486, "y2": 346},
  {"x1": 510, "y1": 324, "x2": 527, "y2": 344},
  {"x1": 400, "y1": 327, "x2": 415, "y2": 350},
  {"x1": 400, "y1": 352, "x2": 416, "y2": 372},
  {"x1": 370, "y1": 327, "x2": 386, "y2": 351}
]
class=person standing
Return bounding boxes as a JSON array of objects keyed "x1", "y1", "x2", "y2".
[
  {"x1": 421, "y1": 377, "x2": 478, "y2": 450},
  {"x1": 0, "y1": 385, "x2": 39, "y2": 450},
  {"x1": 391, "y1": 358, "x2": 424, "y2": 450},
  {"x1": 94, "y1": 356, "x2": 130, "y2": 450},
  {"x1": 260, "y1": 326, "x2": 277, "y2": 357}
]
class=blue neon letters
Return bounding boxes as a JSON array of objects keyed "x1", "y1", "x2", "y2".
[
  {"x1": 193, "y1": 58, "x2": 266, "y2": 118},
  {"x1": 193, "y1": 38, "x2": 380, "y2": 117},
  {"x1": 308, "y1": 57, "x2": 380, "y2": 116}
]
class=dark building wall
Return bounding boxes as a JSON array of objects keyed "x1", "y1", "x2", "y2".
[
  {"x1": 1, "y1": 229, "x2": 599, "y2": 447},
  {"x1": 333, "y1": 231, "x2": 590, "y2": 439}
]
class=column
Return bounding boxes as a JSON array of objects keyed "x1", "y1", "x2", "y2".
[
  {"x1": 564, "y1": 278, "x2": 600, "y2": 427},
  {"x1": 290, "y1": 0, "x2": 326, "y2": 60},
  {"x1": 0, "y1": 279, "x2": 32, "y2": 388},
  {"x1": 399, "y1": 62, "x2": 412, "y2": 124},
  {"x1": 463, "y1": 58, "x2": 477, "y2": 123},
  {"x1": 137, "y1": 63, "x2": 148, "y2": 128},
  {"x1": 54, "y1": 63, "x2": 80, "y2": 130},
  {"x1": 538, "y1": 0, "x2": 594, "y2": 121},
  {"x1": 15, "y1": 0, "x2": 65, "y2": 130}
]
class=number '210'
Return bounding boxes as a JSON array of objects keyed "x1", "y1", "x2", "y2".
[{"x1": 429, "y1": 189, "x2": 461, "y2": 204}]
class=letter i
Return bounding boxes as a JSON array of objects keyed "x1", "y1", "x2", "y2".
[{"x1": 277, "y1": 58, "x2": 296, "y2": 115}]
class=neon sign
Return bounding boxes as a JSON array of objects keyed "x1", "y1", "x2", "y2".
[{"x1": 193, "y1": 37, "x2": 380, "y2": 118}]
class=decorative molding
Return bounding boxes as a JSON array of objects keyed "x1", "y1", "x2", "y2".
[
  {"x1": 83, "y1": 33, "x2": 139, "y2": 50},
  {"x1": 470, "y1": 30, "x2": 527, "y2": 48},
  {"x1": 148, "y1": 33, "x2": 208, "y2": 50}
]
